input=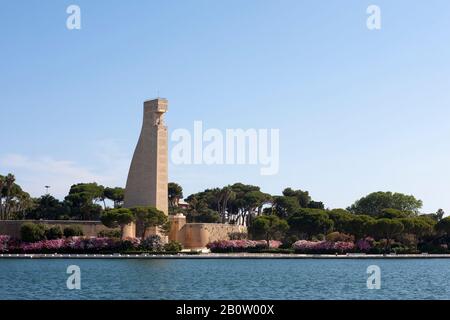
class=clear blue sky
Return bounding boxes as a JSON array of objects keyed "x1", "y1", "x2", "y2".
[{"x1": 1, "y1": 0, "x2": 450, "y2": 213}]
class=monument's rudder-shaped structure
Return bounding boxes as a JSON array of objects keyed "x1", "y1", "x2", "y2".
[
  {"x1": 122, "y1": 97, "x2": 245, "y2": 245},
  {"x1": 124, "y1": 98, "x2": 169, "y2": 215}
]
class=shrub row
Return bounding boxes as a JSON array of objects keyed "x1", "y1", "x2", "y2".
[
  {"x1": 206, "y1": 238, "x2": 425, "y2": 254},
  {"x1": 0, "y1": 234, "x2": 182, "y2": 254},
  {"x1": 207, "y1": 240, "x2": 282, "y2": 253},
  {"x1": 292, "y1": 240, "x2": 355, "y2": 253},
  {"x1": 20, "y1": 223, "x2": 84, "y2": 242}
]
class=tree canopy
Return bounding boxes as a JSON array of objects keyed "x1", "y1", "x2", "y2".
[
  {"x1": 131, "y1": 206, "x2": 168, "y2": 239},
  {"x1": 26, "y1": 194, "x2": 70, "y2": 220},
  {"x1": 0, "y1": 174, "x2": 33, "y2": 220},
  {"x1": 288, "y1": 209, "x2": 334, "y2": 238},
  {"x1": 249, "y1": 215, "x2": 289, "y2": 246},
  {"x1": 348, "y1": 191, "x2": 423, "y2": 216},
  {"x1": 103, "y1": 187, "x2": 124, "y2": 208},
  {"x1": 100, "y1": 208, "x2": 134, "y2": 238},
  {"x1": 436, "y1": 217, "x2": 450, "y2": 236},
  {"x1": 64, "y1": 183, "x2": 105, "y2": 220},
  {"x1": 186, "y1": 183, "x2": 271, "y2": 226},
  {"x1": 168, "y1": 182, "x2": 183, "y2": 213}
]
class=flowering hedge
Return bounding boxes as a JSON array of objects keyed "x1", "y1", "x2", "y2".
[
  {"x1": 141, "y1": 235, "x2": 164, "y2": 251},
  {"x1": 356, "y1": 237, "x2": 374, "y2": 252},
  {"x1": 0, "y1": 236, "x2": 143, "y2": 254},
  {"x1": 292, "y1": 240, "x2": 355, "y2": 253},
  {"x1": 207, "y1": 240, "x2": 282, "y2": 253},
  {"x1": 0, "y1": 235, "x2": 10, "y2": 252},
  {"x1": 0, "y1": 233, "x2": 372, "y2": 255}
]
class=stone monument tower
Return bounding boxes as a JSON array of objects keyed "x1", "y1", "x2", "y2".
[
  {"x1": 120, "y1": 97, "x2": 246, "y2": 246},
  {"x1": 123, "y1": 98, "x2": 169, "y2": 225}
]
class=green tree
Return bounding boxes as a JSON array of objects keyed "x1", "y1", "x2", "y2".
[
  {"x1": 420, "y1": 212, "x2": 444, "y2": 222},
  {"x1": 164, "y1": 240, "x2": 183, "y2": 252},
  {"x1": 436, "y1": 217, "x2": 450, "y2": 237},
  {"x1": 288, "y1": 209, "x2": 334, "y2": 239},
  {"x1": 168, "y1": 182, "x2": 183, "y2": 213},
  {"x1": 186, "y1": 209, "x2": 220, "y2": 223},
  {"x1": 308, "y1": 201, "x2": 325, "y2": 209},
  {"x1": 100, "y1": 208, "x2": 134, "y2": 238},
  {"x1": 274, "y1": 187, "x2": 324, "y2": 216},
  {"x1": 45, "y1": 226, "x2": 63, "y2": 240},
  {"x1": 436, "y1": 209, "x2": 445, "y2": 221},
  {"x1": 377, "y1": 208, "x2": 412, "y2": 219},
  {"x1": 369, "y1": 218, "x2": 404, "y2": 251},
  {"x1": 328, "y1": 208, "x2": 376, "y2": 239},
  {"x1": 185, "y1": 195, "x2": 209, "y2": 220},
  {"x1": 272, "y1": 196, "x2": 300, "y2": 219},
  {"x1": 186, "y1": 189, "x2": 221, "y2": 220},
  {"x1": 63, "y1": 225, "x2": 84, "y2": 237},
  {"x1": 20, "y1": 223, "x2": 47, "y2": 242},
  {"x1": 216, "y1": 186, "x2": 236, "y2": 223},
  {"x1": 242, "y1": 190, "x2": 272, "y2": 226},
  {"x1": 226, "y1": 183, "x2": 271, "y2": 226},
  {"x1": 65, "y1": 183, "x2": 105, "y2": 220},
  {"x1": 249, "y1": 215, "x2": 289, "y2": 247},
  {"x1": 282, "y1": 188, "x2": 311, "y2": 208},
  {"x1": 348, "y1": 191, "x2": 422, "y2": 216},
  {"x1": 0, "y1": 174, "x2": 33, "y2": 220},
  {"x1": 186, "y1": 183, "x2": 272, "y2": 225},
  {"x1": 342, "y1": 215, "x2": 375, "y2": 240},
  {"x1": 185, "y1": 191, "x2": 224, "y2": 223},
  {"x1": 103, "y1": 187, "x2": 124, "y2": 208},
  {"x1": 131, "y1": 206, "x2": 168, "y2": 239},
  {"x1": 26, "y1": 194, "x2": 69, "y2": 220},
  {"x1": 400, "y1": 217, "x2": 435, "y2": 246},
  {"x1": 328, "y1": 209, "x2": 354, "y2": 233}
]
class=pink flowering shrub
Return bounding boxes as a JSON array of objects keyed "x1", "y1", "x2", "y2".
[
  {"x1": 119, "y1": 237, "x2": 141, "y2": 251},
  {"x1": 207, "y1": 240, "x2": 255, "y2": 252},
  {"x1": 0, "y1": 234, "x2": 167, "y2": 254},
  {"x1": 356, "y1": 237, "x2": 374, "y2": 252},
  {"x1": 21, "y1": 239, "x2": 66, "y2": 252},
  {"x1": 64, "y1": 237, "x2": 120, "y2": 253},
  {"x1": 292, "y1": 240, "x2": 355, "y2": 253},
  {"x1": 7, "y1": 236, "x2": 141, "y2": 253},
  {"x1": 263, "y1": 240, "x2": 282, "y2": 249},
  {"x1": 207, "y1": 240, "x2": 281, "y2": 252},
  {"x1": 0, "y1": 235, "x2": 10, "y2": 252}
]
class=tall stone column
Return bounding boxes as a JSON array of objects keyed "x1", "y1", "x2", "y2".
[{"x1": 123, "y1": 98, "x2": 169, "y2": 237}]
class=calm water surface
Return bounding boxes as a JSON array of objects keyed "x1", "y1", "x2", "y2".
[{"x1": 0, "y1": 259, "x2": 449, "y2": 300}]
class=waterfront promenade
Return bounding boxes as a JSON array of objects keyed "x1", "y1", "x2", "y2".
[{"x1": 1, "y1": 253, "x2": 450, "y2": 259}]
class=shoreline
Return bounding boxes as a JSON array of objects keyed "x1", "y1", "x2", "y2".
[{"x1": 1, "y1": 253, "x2": 450, "y2": 259}]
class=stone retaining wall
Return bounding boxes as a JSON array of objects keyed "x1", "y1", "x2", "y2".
[{"x1": 169, "y1": 214, "x2": 247, "y2": 249}]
